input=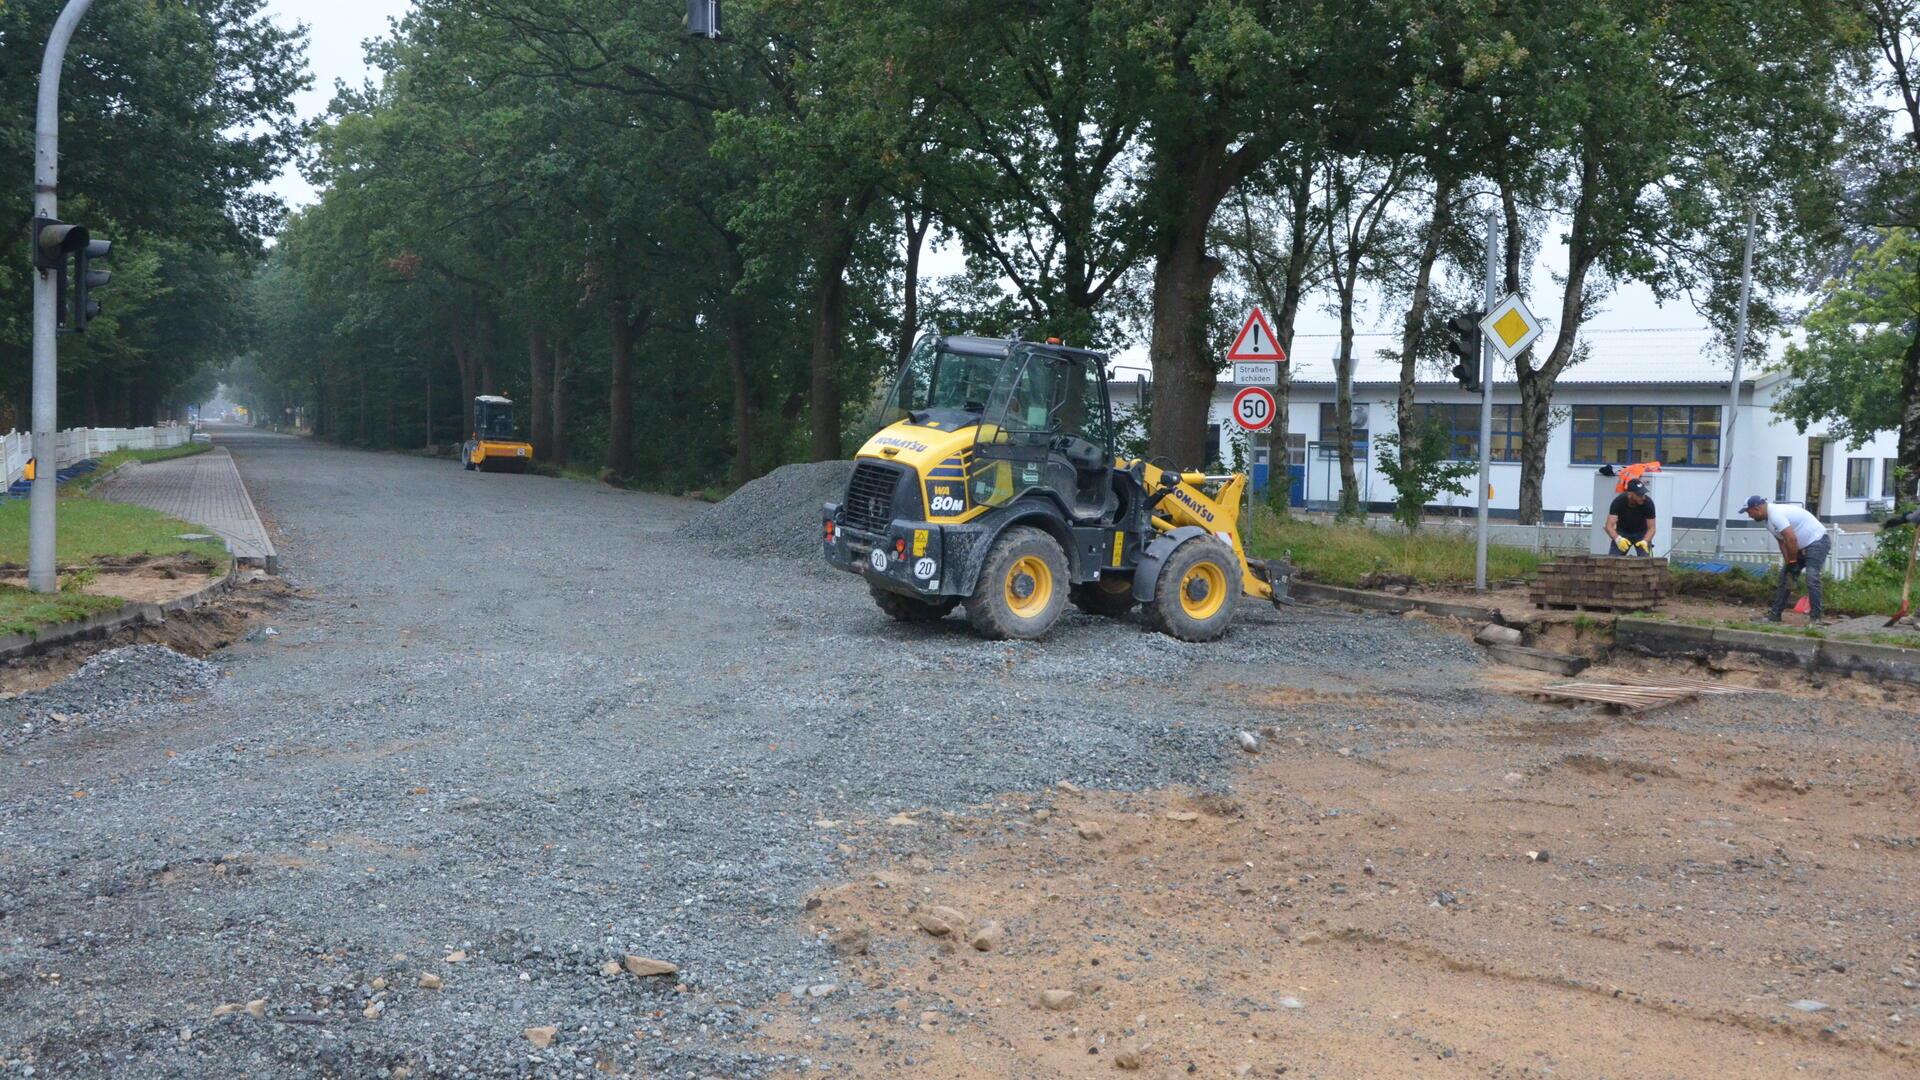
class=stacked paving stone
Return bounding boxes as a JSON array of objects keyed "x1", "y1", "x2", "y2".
[{"x1": 1530, "y1": 555, "x2": 1669, "y2": 611}]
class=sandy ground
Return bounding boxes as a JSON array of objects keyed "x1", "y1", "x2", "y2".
[
  {"x1": 759, "y1": 662, "x2": 1919, "y2": 1079},
  {"x1": 0, "y1": 553, "x2": 223, "y2": 606},
  {"x1": 0, "y1": 571, "x2": 291, "y2": 695}
]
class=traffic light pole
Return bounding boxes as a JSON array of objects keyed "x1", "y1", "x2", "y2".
[
  {"x1": 29, "y1": 0, "x2": 97, "y2": 593},
  {"x1": 1474, "y1": 207, "x2": 1499, "y2": 590}
]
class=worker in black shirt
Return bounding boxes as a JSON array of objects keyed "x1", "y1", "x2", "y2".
[{"x1": 1604, "y1": 479, "x2": 1657, "y2": 556}]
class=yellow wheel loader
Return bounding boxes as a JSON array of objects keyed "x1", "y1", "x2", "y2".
[
  {"x1": 461, "y1": 395, "x2": 533, "y2": 472},
  {"x1": 822, "y1": 334, "x2": 1289, "y2": 641}
]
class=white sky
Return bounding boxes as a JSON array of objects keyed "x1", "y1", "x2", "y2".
[
  {"x1": 261, "y1": 0, "x2": 1700, "y2": 363},
  {"x1": 261, "y1": 0, "x2": 409, "y2": 208}
]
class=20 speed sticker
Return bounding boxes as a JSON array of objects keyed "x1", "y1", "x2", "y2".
[
  {"x1": 913, "y1": 557, "x2": 937, "y2": 580},
  {"x1": 868, "y1": 548, "x2": 888, "y2": 572}
]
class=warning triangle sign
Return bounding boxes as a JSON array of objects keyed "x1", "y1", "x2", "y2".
[{"x1": 1227, "y1": 306, "x2": 1286, "y2": 361}]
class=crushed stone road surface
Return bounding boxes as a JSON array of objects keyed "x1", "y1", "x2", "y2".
[{"x1": 0, "y1": 430, "x2": 1493, "y2": 1078}]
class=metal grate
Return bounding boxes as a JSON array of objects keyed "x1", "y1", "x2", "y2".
[{"x1": 843, "y1": 461, "x2": 904, "y2": 535}]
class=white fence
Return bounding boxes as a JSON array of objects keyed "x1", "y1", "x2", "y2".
[{"x1": 2, "y1": 423, "x2": 191, "y2": 488}]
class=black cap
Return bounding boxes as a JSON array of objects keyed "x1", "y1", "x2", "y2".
[{"x1": 1625, "y1": 480, "x2": 1647, "y2": 495}]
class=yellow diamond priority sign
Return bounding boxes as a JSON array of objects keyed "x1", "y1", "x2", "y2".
[{"x1": 1478, "y1": 292, "x2": 1542, "y2": 363}]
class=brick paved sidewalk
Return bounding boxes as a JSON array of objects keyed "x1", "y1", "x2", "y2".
[{"x1": 91, "y1": 446, "x2": 278, "y2": 570}]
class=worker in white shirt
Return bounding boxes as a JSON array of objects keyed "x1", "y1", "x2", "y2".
[{"x1": 1743, "y1": 495, "x2": 1830, "y2": 622}]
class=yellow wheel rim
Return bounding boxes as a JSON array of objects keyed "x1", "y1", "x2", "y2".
[
  {"x1": 1004, "y1": 555, "x2": 1054, "y2": 619},
  {"x1": 1178, "y1": 561, "x2": 1228, "y2": 621}
]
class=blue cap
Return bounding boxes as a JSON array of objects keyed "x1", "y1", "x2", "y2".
[{"x1": 1744, "y1": 495, "x2": 1767, "y2": 510}]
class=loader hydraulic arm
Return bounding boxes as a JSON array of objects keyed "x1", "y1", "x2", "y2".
[{"x1": 1129, "y1": 460, "x2": 1274, "y2": 603}]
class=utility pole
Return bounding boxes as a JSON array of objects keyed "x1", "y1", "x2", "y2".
[
  {"x1": 29, "y1": 0, "x2": 98, "y2": 593},
  {"x1": 1474, "y1": 206, "x2": 1499, "y2": 590},
  {"x1": 1714, "y1": 209, "x2": 1758, "y2": 557}
]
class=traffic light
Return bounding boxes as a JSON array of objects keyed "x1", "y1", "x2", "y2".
[
  {"x1": 687, "y1": 0, "x2": 720, "y2": 37},
  {"x1": 73, "y1": 237, "x2": 111, "y2": 331},
  {"x1": 1447, "y1": 312, "x2": 1483, "y2": 393},
  {"x1": 32, "y1": 218, "x2": 89, "y2": 331}
]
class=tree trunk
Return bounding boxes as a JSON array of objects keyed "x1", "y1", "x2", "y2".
[
  {"x1": 357, "y1": 366, "x2": 371, "y2": 444},
  {"x1": 550, "y1": 339, "x2": 568, "y2": 467},
  {"x1": 721, "y1": 238, "x2": 754, "y2": 486},
  {"x1": 450, "y1": 308, "x2": 476, "y2": 438},
  {"x1": 1395, "y1": 172, "x2": 1455, "y2": 457},
  {"x1": 1899, "y1": 322, "x2": 1920, "y2": 500},
  {"x1": 728, "y1": 302, "x2": 753, "y2": 486},
  {"x1": 1334, "y1": 270, "x2": 1360, "y2": 520},
  {"x1": 1501, "y1": 183, "x2": 1524, "y2": 296},
  {"x1": 897, "y1": 207, "x2": 930, "y2": 365},
  {"x1": 607, "y1": 310, "x2": 643, "y2": 479},
  {"x1": 423, "y1": 362, "x2": 434, "y2": 450},
  {"x1": 528, "y1": 328, "x2": 553, "y2": 460},
  {"x1": 476, "y1": 307, "x2": 499, "y2": 396},
  {"x1": 809, "y1": 219, "x2": 855, "y2": 462},
  {"x1": 1146, "y1": 135, "x2": 1243, "y2": 468},
  {"x1": 1269, "y1": 163, "x2": 1317, "y2": 513},
  {"x1": 1515, "y1": 156, "x2": 1597, "y2": 524}
]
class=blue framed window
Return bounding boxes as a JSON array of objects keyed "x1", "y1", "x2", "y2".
[
  {"x1": 1409, "y1": 403, "x2": 1522, "y2": 462},
  {"x1": 1570, "y1": 405, "x2": 1720, "y2": 467}
]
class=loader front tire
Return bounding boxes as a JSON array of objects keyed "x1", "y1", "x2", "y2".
[
  {"x1": 871, "y1": 587, "x2": 959, "y2": 623},
  {"x1": 965, "y1": 526, "x2": 1069, "y2": 640},
  {"x1": 1142, "y1": 539, "x2": 1241, "y2": 642},
  {"x1": 1071, "y1": 577, "x2": 1137, "y2": 618}
]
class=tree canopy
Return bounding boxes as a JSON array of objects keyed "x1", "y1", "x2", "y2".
[{"x1": 1, "y1": 0, "x2": 307, "y2": 429}]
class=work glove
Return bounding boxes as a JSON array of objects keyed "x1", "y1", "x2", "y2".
[
  {"x1": 1786, "y1": 559, "x2": 1805, "y2": 575},
  {"x1": 1633, "y1": 540, "x2": 1651, "y2": 555},
  {"x1": 1614, "y1": 536, "x2": 1631, "y2": 552},
  {"x1": 1884, "y1": 507, "x2": 1920, "y2": 530}
]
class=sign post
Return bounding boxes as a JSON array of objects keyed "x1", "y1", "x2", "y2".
[{"x1": 1228, "y1": 308, "x2": 1286, "y2": 511}]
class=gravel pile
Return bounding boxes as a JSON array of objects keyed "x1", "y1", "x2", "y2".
[
  {"x1": 1, "y1": 644, "x2": 220, "y2": 744},
  {"x1": 687, "y1": 460, "x2": 854, "y2": 561}
]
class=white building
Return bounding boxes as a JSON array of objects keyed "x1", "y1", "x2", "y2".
[{"x1": 1110, "y1": 328, "x2": 1906, "y2": 528}]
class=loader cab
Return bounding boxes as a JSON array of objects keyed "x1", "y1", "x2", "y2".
[
  {"x1": 877, "y1": 335, "x2": 1119, "y2": 523},
  {"x1": 474, "y1": 395, "x2": 516, "y2": 440}
]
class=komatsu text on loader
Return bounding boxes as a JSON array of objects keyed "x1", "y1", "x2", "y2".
[{"x1": 822, "y1": 334, "x2": 1287, "y2": 641}]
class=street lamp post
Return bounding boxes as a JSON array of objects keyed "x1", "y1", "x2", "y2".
[{"x1": 28, "y1": 0, "x2": 98, "y2": 593}]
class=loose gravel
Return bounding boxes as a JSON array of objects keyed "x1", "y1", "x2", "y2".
[
  {"x1": 0, "y1": 431, "x2": 1504, "y2": 1080},
  {"x1": 687, "y1": 460, "x2": 854, "y2": 561},
  {"x1": 0, "y1": 645, "x2": 220, "y2": 748}
]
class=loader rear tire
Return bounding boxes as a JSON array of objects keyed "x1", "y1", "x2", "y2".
[
  {"x1": 1142, "y1": 539, "x2": 1241, "y2": 642},
  {"x1": 1071, "y1": 577, "x2": 1137, "y2": 618},
  {"x1": 871, "y1": 587, "x2": 958, "y2": 623},
  {"x1": 965, "y1": 526, "x2": 1069, "y2": 640}
]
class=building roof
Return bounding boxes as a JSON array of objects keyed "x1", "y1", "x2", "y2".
[{"x1": 1112, "y1": 326, "x2": 1783, "y2": 389}]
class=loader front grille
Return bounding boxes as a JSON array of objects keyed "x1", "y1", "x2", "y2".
[{"x1": 844, "y1": 461, "x2": 907, "y2": 534}]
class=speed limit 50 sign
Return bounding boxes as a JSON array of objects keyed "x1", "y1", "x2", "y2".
[{"x1": 1230, "y1": 386, "x2": 1276, "y2": 432}]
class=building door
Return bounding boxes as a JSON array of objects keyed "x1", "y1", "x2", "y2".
[
  {"x1": 1286, "y1": 432, "x2": 1307, "y2": 507},
  {"x1": 1806, "y1": 438, "x2": 1826, "y2": 515}
]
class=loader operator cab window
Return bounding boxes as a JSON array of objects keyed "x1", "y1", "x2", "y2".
[
  {"x1": 873, "y1": 337, "x2": 1007, "y2": 429},
  {"x1": 474, "y1": 397, "x2": 515, "y2": 440},
  {"x1": 974, "y1": 345, "x2": 1116, "y2": 522}
]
